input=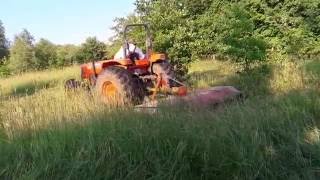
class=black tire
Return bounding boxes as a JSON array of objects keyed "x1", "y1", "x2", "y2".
[
  {"x1": 64, "y1": 79, "x2": 81, "y2": 90},
  {"x1": 152, "y1": 61, "x2": 175, "y2": 88},
  {"x1": 95, "y1": 66, "x2": 146, "y2": 105}
]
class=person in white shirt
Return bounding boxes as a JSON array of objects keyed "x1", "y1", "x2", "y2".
[{"x1": 114, "y1": 42, "x2": 145, "y2": 60}]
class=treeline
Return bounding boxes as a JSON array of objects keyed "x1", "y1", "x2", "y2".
[
  {"x1": 110, "y1": 0, "x2": 320, "y2": 75},
  {"x1": 1, "y1": 0, "x2": 320, "y2": 76},
  {"x1": 0, "y1": 24, "x2": 107, "y2": 76}
]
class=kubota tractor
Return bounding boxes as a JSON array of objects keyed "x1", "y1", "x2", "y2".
[{"x1": 72, "y1": 24, "x2": 187, "y2": 105}]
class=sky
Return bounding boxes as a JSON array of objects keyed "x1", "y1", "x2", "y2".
[{"x1": 1, "y1": 0, "x2": 135, "y2": 45}]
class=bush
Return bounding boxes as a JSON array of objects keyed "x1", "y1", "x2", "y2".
[
  {"x1": 76, "y1": 37, "x2": 106, "y2": 63},
  {"x1": 34, "y1": 39, "x2": 57, "y2": 69},
  {"x1": 218, "y1": 5, "x2": 267, "y2": 71},
  {"x1": 0, "y1": 65, "x2": 10, "y2": 77}
]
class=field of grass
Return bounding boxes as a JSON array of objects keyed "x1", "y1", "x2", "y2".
[
  {"x1": 0, "y1": 66, "x2": 79, "y2": 98},
  {"x1": 0, "y1": 59, "x2": 320, "y2": 179}
]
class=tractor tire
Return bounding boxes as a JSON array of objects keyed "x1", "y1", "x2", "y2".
[
  {"x1": 64, "y1": 79, "x2": 81, "y2": 90},
  {"x1": 95, "y1": 66, "x2": 146, "y2": 105},
  {"x1": 152, "y1": 61, "x2": 175, "y2": 88}
]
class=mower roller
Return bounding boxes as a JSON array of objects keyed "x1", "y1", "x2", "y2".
[{"x1": 66, "y1": 23, "x2": 241, "y2": 107}]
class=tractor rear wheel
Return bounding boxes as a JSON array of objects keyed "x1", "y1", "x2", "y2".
[
  {"x1": 95, "y1": 66, "x2": 146, "y2": 105},
  {"x1": 152, "y1": 61, "x2": 175, "y2": 88}
]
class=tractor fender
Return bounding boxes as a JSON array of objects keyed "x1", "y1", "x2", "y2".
[
  {"x1": 150, "y1": 53, "x2": 166, "y2": 63},
  {"x1": 101, "y1": 61, "x2": 127, "y2": 69},
  {"x1": 149, "y1": 59, "x2": 166, "y2": 74}
]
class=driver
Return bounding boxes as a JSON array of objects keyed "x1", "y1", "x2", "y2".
[{"x1": 114, "y1": 40, "x2": 145, "y2": 60}]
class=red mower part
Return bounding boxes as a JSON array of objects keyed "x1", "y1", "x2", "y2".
[
  {"x1": 163, "y1": 86, "x2": 242, "y2": 107},
  {"x1": 183, "y1": 86, "x2": 241, "y2": 106},
  {"x1": 171, "y1": 86, "x2": 188, "y2": 96},
  {"x1": 136, "y1": 86, "x2": 242, "y2": 111}
]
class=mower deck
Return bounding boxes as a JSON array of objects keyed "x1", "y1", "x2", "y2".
[{"x1": 135, "y1": 86, "x2": 242, "y2": 111}]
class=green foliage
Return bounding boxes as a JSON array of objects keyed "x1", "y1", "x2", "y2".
[
  {"x1": 305, "y1": 59, "x2": 320, "y2": 77},
  {"x1": 180, "y1": 0, "x2": 214, "y2": 18},
  {"x1": 134, "y1": 0, "x2": 155, "y2": 18},
  {"x1": 111, "y1": 14, "x2": 142, "y2": 41},
  {"x1": 181, "y1": 1, "x2": 265, "y2": 72},
  {"x1": 0, "y1": 57, "x2": 10, "y2": 77},
  {"x1": 0, "y1": 20, "x2": 9, "y2": 61},
  {"x1": 152, "y1": 0, "x2": 193, "y2": 75},
  {"x1": 8, "y1": 29, "x2": 36, "y2": 73},
  {"x1": 0, "y1": 65, "x2": 10, "y2": 77},
  {"x1": 218, "y1": 5, "x2": 267, "y2": 70},
  {"x1": 56, "y1": 45, "x2": 80, "y2": 66},
  {"x1": 105, "y1": 41, "x2": 123, "y2": 59},
  {"x1": 34, "y1": 39, "x2": 57, "y2": 69},
  {"x1": 133, "y1": 0, "x2": 193, "y2": 77},
  {"x1": 76, "y1": 37, "x2": 106, "y2": 63},
  {"x1": 116, "y1": 0, "x2": 320, "y2": 74},
  {"x1": 108, "y1": 14, "x2": 146, "y2": 56},
  {"x1": 283, "y1": 27, "x2": 311, "y2": 59},
  {"x1": 244, "y1": 0, "x2": 320, "y2": 58},
  {"x1": 0, "y1": 21, "x2": 10, "y2": 76}
]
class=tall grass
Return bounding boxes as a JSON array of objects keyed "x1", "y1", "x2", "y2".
[
  {"x1": 0, "y1": 66, "x2": 79, "y2": 97},
  {"x1": 0, "y1": 60, "x2": 319, "y2": 179}
]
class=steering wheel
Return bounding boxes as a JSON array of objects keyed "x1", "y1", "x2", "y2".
[{"x1": 129, "y1": 52, "x2": 140, "y2": 61}]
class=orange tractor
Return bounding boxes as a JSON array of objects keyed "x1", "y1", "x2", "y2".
[{"x1": 69, "y1": 24, "x2": 187, "y2": 105}]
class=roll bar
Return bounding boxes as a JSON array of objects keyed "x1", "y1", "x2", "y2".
[{"x1": 123, "y1": 24, "x2": 152, "y2": 59}]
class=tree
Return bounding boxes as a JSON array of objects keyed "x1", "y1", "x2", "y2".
[
  {"x1": 181, "y1": 0, "x2": 213, "y2": 18},
  {"x1": 110, "y1": 14, "x2": 145, "y2": 51},
  {"x1": 134, "y1": 0, "x2": 154, "y2": 18},
  {"x1": 0, "y1": 20, "x2": 9, "y2": 62},
  {"x1": 112, "y1": 0, "x2": 319, "y2": 76},
  {"x1": 56, "y1": 45, "x2": 80, "y2": 66},
  {"x1": 218, "y1": 5, "x2": 267, "y2": 71},
  {"x1": 77, "y1": 37, "x2": 106, "y2": 63},
  {"x1": 243, "y1": 0, "x2": 320, "y2": 58},
  {"x1": 34, "y1": 39, "x2": 57, "y2": 69},
  {"x1": 8, "y1": 29, "x2": 36, "y2": 73},
  {"x1": 143, "y1": 0, "x2": 193, "y2": 77}
]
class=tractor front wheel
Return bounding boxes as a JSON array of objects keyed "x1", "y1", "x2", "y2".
[{"x1": 95, "y1": 66, "x2": 146, "y2": 105}]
